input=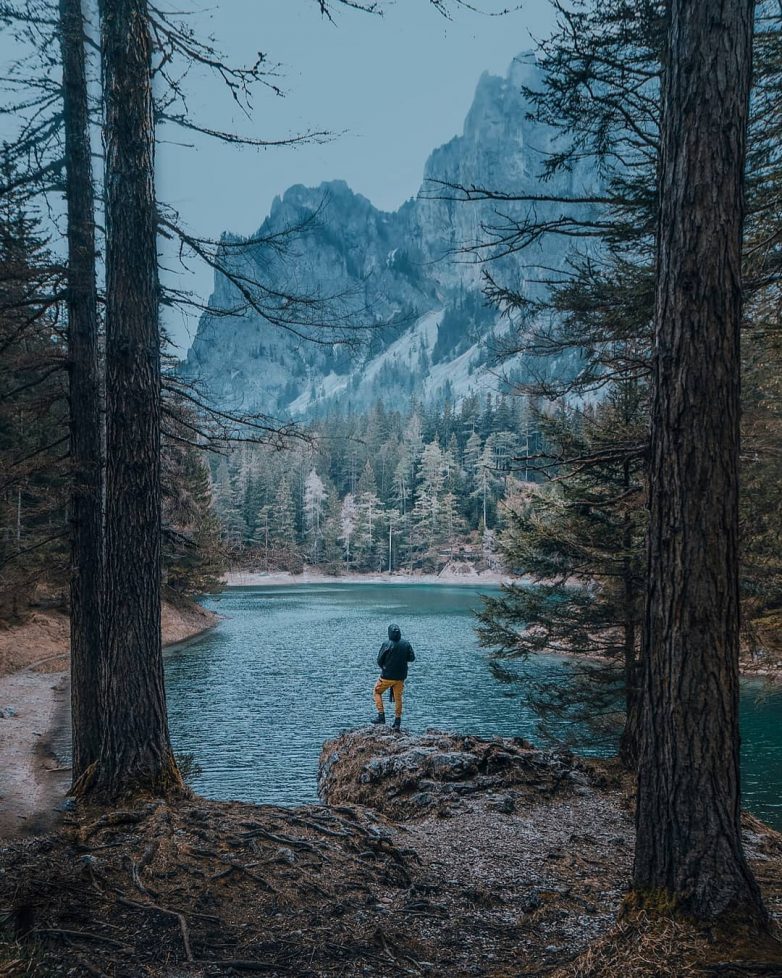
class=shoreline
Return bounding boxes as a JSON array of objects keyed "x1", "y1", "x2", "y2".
[
  {"x1": 223, "y1": 568, "x2": 519, "y2": 588},
  {"x1": 0, "y1": 600, "x2": 220, "y2": 839},
  {"x1": 219, "y1": 573, "x2": 782, "y2": 682}
]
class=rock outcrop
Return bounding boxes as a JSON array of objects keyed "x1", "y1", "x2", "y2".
[{"x1": 319, "y1": 728, "x2": 606, "y2": 820}]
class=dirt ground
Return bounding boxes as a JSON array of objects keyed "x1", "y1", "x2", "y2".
[
  {"x1": 0, "y1": 602, "x2": 220, "y2": 839},
  {"x1": 0, "y1": 671, "x2": 70, "y2": 839},
  {"x1": 0, "y1": 611, "x2": 71, "y2": 679},
  {"x1": 742, "y1": 613, "x2": 782, "y2": 682},
  {"x1": 1, "y1": 730, "x2": 780, "y2": 978}
]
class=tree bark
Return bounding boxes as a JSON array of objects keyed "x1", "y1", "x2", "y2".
[
  {"x1": 59, "y1": 0, "x2": 104, "y2": 784},
  {"x1": 633, "y1": 0, "x2": 766, "y2": 925},
  {"x1": 84, "y1": 0, "x2": 183, "y2": 801}
]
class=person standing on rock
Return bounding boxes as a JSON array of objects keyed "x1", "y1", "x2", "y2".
[{"x1": 372, "y1": 623, "x2": 415, "y2": 731}]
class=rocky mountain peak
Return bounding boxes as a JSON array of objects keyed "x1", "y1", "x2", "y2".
[{"x1": 183, "y1": 53, "x2": 589, "y2": 418}]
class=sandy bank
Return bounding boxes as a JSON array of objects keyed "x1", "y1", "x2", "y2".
[
  {"x1": 0, "y1": 600, "x2": 220, "y2": 680},
  {"x1": 160, "y1": 599, "x2": 222, "y2": 648},
  {"x1": 0, "y1": 600, "x2": 220, "y2": 839},
  {"x1": 223, "y1": 567, "x2": 519, "y2": 588},
  {"x1": 0, "y1": 671, "x2": 69, "y2": 838}
]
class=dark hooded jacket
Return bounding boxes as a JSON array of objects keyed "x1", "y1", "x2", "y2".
[{"x1": 377, "y1": 624, "x2": 415, "y2": 680}]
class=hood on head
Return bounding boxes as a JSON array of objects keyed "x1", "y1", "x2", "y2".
[{"x1": 388, "y1": 623, "x2": 401, "y2": 642}]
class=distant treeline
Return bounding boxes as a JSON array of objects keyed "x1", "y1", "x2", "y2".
[{"x1": 211, "y1": 394, "x2": 541, "y2": 575}]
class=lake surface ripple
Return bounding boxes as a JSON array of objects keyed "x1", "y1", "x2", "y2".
[{"x1": 164, "y1": 584, "x2": 782, "y2": 828}]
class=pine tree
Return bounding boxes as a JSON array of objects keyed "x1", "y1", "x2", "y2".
[
  {"x1": 163, "y1": 445, "x2": 225, "y2": 598},
  {"x1": 393, "y1": 457, "x2": 412, "y2": 518},
  {"x1": 354, "y1": 460, "x2": 384, "y2": 570},
  {"x1": 440, "y1": 491, "x2": 464, "y2": 557},
  {"x1": 408, "y1": 444, "x2": 447, "y2": 570},
  {"x1": 252, "y1": 504, "x2": 272, "y2": 572},
  {"x1": 303, "y1": 468, "x2": 326, "y2": 563},
  {"x1": 219, "y1": 469, "x2": 246, "y2": 553},
  {"x1": 0, "y1": 191, "x2": 68, "y2": 619},
  {"x1": 410, "y1": 484, "x2": 439, "y2": 570},
  {"x1": 386, "y1": 506, "x2": 403, "y2": 573},
  {"x1": 418, "y1": 441, "x2": 447, "y2": 496},
  {"x1": 740, "y1": 11, "x2": 782, "y2": 639},
  {"x1": 320, "y1": 487, "x2": 344, "y2": 572},
  {"x1": 270, "y1": 476, "x2": 298, "y2": 565},
  {"x1": 477, "y1": 385, "x2": 647, "y2": 763},
  {"x1": 339, "y1": 493, "x2": 358, "y2": 568},
  {"x1": 633, "y1": 0, "x2": 766, "y2": 925},
  {"x1": 84, "y1": 0, "x2": 184, "y2": 801},
  {"x1": 242, "y1": 474, "x2": 267, "y2": 543},
  {"x1": 60, "y1": 0, "x2": 104, "y2": 782},
  {"x1": 471, "y1": 436, "x2": 499, "y2": 529}
]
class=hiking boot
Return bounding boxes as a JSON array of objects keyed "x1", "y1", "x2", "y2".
[
  {"x1": 372, "y1": 713, "x2": 386, "y2": 725},
  {"x1": 392, "y1": 717, "x2": 402, "y2": 731}
]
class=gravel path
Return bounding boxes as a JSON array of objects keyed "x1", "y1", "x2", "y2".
[{"x1": 0, "y1": 670, "x2": 70, "y2": 837}]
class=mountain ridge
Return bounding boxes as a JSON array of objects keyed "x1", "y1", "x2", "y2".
[{"x1": 183, "y1": 53, "x2": 594, "y2": 417}]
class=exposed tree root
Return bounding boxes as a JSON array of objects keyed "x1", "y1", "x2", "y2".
[{"x1": 1, "y1": 731, "x2": 780, "y2": 977}]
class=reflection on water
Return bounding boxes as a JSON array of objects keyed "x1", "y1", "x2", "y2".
[{"x1": 164, "y1": 584, "x2": 782, "y2": 828}]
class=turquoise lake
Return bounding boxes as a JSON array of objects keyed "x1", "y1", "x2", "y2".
[{"x1": 164, "y1": 584, "x2": 782, "y2": 828}]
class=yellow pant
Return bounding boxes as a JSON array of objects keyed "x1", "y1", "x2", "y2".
[{"x1": 373, "y1": 677, "x2": 404, "y2": 718}]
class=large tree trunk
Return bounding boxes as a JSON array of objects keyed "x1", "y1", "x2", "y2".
[
  {"x1": 59, "y1": 0, "x2": 104, "y2": 783},
  {"x1": 84, "y1": 0, "x2": 183, "y2": 801},
  {"x1": 633, "y1": 0, "x2": 766, "y2": 925}
]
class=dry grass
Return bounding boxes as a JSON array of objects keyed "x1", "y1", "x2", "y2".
[
  {"x1": 544, "y1": 911, "x2": 782, "y2": 978},
  {"x1": 546, "y1": 914, "x2": 705, "y2": 978}
]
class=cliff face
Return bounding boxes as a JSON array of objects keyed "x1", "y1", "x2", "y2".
[
  {"x1": 183, "y1": 54, "x2": 597, "y2": 417},
  {"x1": 416, "y1": 58, "x2": 592, "y2": 292}
]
